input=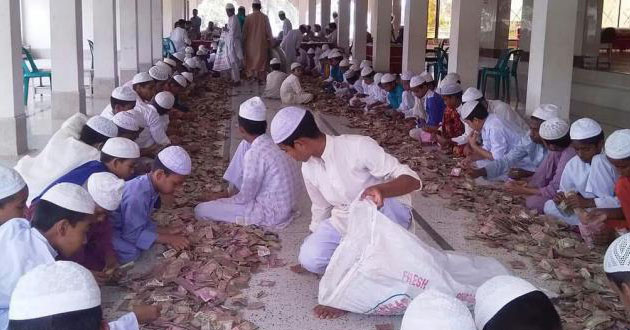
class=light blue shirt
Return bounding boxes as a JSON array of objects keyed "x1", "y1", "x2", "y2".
[
  {"x1": 484, "y1": 134, "x2": 547, "y2": 179},
  {"x1": 109, "y1": 175, "x2": 160, "y2": 264},
  {"x1": 0, "y1": 219, "x2": 57, "y2": 329}
]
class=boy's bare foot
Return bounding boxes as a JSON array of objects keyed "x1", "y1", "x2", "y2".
[
  {"x1": 313, "y1": 305, "x2": 347, "y2": 319},
  {"x1": 289, "y1": 264, "x2": 309, "y2": 274}
]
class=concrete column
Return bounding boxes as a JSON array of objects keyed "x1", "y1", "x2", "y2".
[
  {"x1": 308, "y1": 0, "x2": 317, "y2": 26},
  {"x1": 321, "y1": 0, "x2": 331, "y2": 27},
  {"x1": 299, "y1": 0, "x2": 308, "y2": 25},
  {"x1": 137, "y1": 0, "x2": 153, "y2": 71},
  {"x1": 392, "y1": 0, "x2": 401, "y2": 37},
  {"x1": 353, "y1": 0, "x2": 368, "y2": 63},
  {"x1": 480, "y1": 0, "x2": 511, "y2": 50},
  {"x1": 526, "y1": 0, "x2": 578, "y2": 119},
  {"x1": 152, "y1": 0, "x2": 164, "y2": 63},
  {"x1": 519, "y1": 0, "x2": 533, "y2": 51},
  {"x1": 50, "y1": 0, "x2": 85, "y2": 119},
  {"x1": 119, "y1": 0, "x2": 139, "y2": 83},
  {"x1": 370, "y1": 0, "x2": 392, "y2": 72},
  {"x1": 93, "y1": 0, "x2": 118, "y2": 98},
  {"x1": 402, "y1": 0, "x2": 428, "y2": 73},
  {"x1": 337, "y1": 0, "x2": 350, "y2": 52},
  {"x1": 0, "y1": 0, "x2": 27, "y2": 155},
  {"x1": 449, "y1": 0, "x2": 482, "y2": 88}
]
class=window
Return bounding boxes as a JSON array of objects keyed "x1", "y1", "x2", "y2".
[
  {"x1": 509, "y1": 0, "x2": 523, "y2": 40},
  {"x1": 425, "y1": 0, "x2": 450, "y2": 39},
  {"x1": 603, "y1": 0, "x2": 630, "y2": 28}
]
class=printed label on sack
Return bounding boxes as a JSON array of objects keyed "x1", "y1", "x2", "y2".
[
  {"x1": 365, "y1": 294, "x2": 411, "y2": 315},
  {"x1": 402, "y1": 271, "x2": 429, "y2": 289}
]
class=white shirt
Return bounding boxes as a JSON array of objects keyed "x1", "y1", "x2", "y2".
[
  {"x1": 169, "y1": 27, "x2": 188, "y2": 52},
  {"x1": 101, "y1": 105, "x2": 115, "y2": 119},
  {"x1": 352, "y1": 78, "x2": 364, "y2": 94},
  {"x1": 132, "y1": 99, "x2": 170, "y2": 149},
  {"x1": 225, "y1": 15, "x2": 243, "y2": 65},
  {"x1": 397, "y1": 90, "x2": 415, "y2": 114},
  {"x1": 0, "y1": 219, "x2": 57, "y2": 328},
  {"x1": 480, "y1": 113, "x2": 523, "y2": 160},
  {"x1": 280, "y1": 74, "x2": 309, "y2": 104},
  {"x1": 559, "y1": 154, "x2": 620, "y2": 208},
  {"x1": 263, "y1": 71, "x2": 289, "y2": 99},
  {"x1": 280, "y1": 29, "x2": 304, "y2": 64},
  {"x1": 454, "y1": 100, "x2": 527, "y2": 145},
  {"x1": 302, "y1": 135, "x2": 421, "y2": 234},
  {"x1": 327, "y1": 31, "x2": 338, "y2": 44},
  {"x1": 282, "y1": 18, "x2": 293, "y2": 40},
  {"x1": 15, "y1": 114, "x2": 101, "y2": 204}
]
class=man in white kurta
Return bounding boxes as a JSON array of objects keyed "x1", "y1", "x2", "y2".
[
  {"x1": 270, "y1": 107, "x2": 422, "y2": 275},
  {"x1": 133, "y1": 91, "x2": 175, "y2": 149},
  {"x1": 279, "y1": 11, "x2": 292, "y2": 41},
  {"x1": 263, "y1": 58, "x2": 289, "y2": 99},
  {"x1": 280, "y1": 27, "x2": 305, "y2": 67},
  {"x1": 544, "y1": 118, "x2": 619, "y2": 225},
  {"x1": 225, "y1": 4, "x2": 243, "y2": 84},
  {"x1": 280, "y1": 63, "x2": 314, "y2": 104},
  {"x1": 194, "y1": 97, "x2": 300, "y2": 229},
  {"x1": 169, "y1": 22, "x2": 189, "y2": 52}
]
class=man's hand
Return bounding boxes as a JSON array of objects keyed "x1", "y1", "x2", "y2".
[
  {"x1": 504, "y1": 180, "x2": 528, "y2": 194},
  {"x1": 167, "y1": 234, "x2": 190, "y2": 250},
  {"x1": 361, "y1": 186, "x2": 384, "y2": 208},
  {"x1": 565, "y1": 193, "x2": 595, "y2": 209},
  {"x1": 133, "y1": 304, "x2": 161, "y2": 324},
  {"x1": 468, "y1": 131, "x2": 480, "y2": 147},
  {"x1": 91, "y1": 270, "x2": 110, "y2": 285}
]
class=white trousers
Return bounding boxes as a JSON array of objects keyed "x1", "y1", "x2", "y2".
[
  {"x1": 298, "y1": 198, "x2": 413, "y2": 275},
  {"x1": 543, "y1": 199, "x2": 580, "y2": 225},
  {"x1": 194, "y1": 198, "x2": 249, "y2": 224},
  {"x1": 230, "y1": 61, "x2": 241, "y2": 82}
]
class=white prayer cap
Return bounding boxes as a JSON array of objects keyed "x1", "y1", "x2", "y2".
[
  {"x1": 164, "y1": 58, "x2": 177, "y2": 67},
  {"x1": 159, "y1": 63, "x2": 173, "y2": 76},
  {"x1": 474, "y1": 275, "x2": 539, "y2": 329},
  {"x1": 173, "y1": 52, "x2": 186, "y2": 62},
  {"x1": 605, "y1": 129, "x2": 630, "y2": 160},
  {"x1": 41, "y1": 182, "x2": 95, "y2": 214},
  {"x1": 443, "y1": 72, "x2": 461, "y2": 82},
  {"x1": 350, "y1": 64, "x2": 360, "y2": 72},
  {"x1": 182, "y1": 72, "x2": 194, "y2": 83},
  {"x1": 374, "y1": 73, "x2": 384, "y2": 85},
  {"x1": 253, "y1": 0, "x2": 261, "y2": 4},
  {"x1": 9, "y1": 261, "x2": 101, "y2": 321},
  {"x1": 410, "y1": 75, "x2": 425, "y2": 88},
  {"x1": 155, "y1": 91, "x2": 175, "y2": 109},
  {"x1": 360, "y1": 60, "x2": 372, "y2": 69},
  {"x1": 270, "y1": 106, "x2": 307, "y2": 144},
  {"x1": 239, "y1": 96, "x2": 266, "y2": 122},
  {"x1": 420, "y1": 71, "x2": 434, "y2": 83},
  {"x1": 462, "y1": 87, "x2": 484, "y2": 103},
  {"x1": 339, "y1": 59, "x2": 350, "y2": 67},
  {"x1": 343, "y1": 70, "x2": 354, "y2": 79},
  {"x1": 112, "y1": 111, "x2": 140, "y2": 132},
  {"x1": 158, "y1": 146, "x2": 192, "y2": 175},
  {"x1": 401, "y1": 71, "x2": 414, "y2": 81},
  {"x1": 132, "y1": 72, "x2": 153, "y2": 85},
  {"x1": 270, "y1": 58, "x2": 281, "y2": 65},
  {"x1": 401, "y1": 290, "x2": 476, "y2": 330},
  {"x1": 570, "y1": 118, "x2": 602, "y2": 140},
  {"x1": 328, "y1": 50, "x2": 343, "y2": 59},
  {"x1": 531, "y1": 104, "x2": 560, "y2": 121},
  {"x1": 291, "y1": 62, "x2": 302, "y2": 71},
  {"x1": 185, "y1": 57, "x2": 198, "y2": 69},
  {"x1": 361, "y1": 66, "x2": 374, "y2": 77},
  {"x1": 86, "y1": 116, "x2": 118, "y2": 138},
  {"x1": 87, "y1": 172, "x2": 124, "y2": 211},
  {"x1": 436, "y1": 82, "x2": 463, "y2": 96},
  {"x1": 185, "y1": 46, "x2": 194, "y2": 54},
  {"x1": 196, "y1": 49, "x2": 208, "y2": 56},
  {"x1": 279, "y1": 10, "x2": 285, "y2": 15},
  {"x1": 322, "y1": 44, "x2": 330, "y2": 51},
  {"x1": 0, "y1": 165, "x2": 26, "y2": 199},
  {"x1": 539, "y1": 118, "x2": 569, "y2": 140},
  {"x1": 319, "y1": 50, "x2": 330, "y2": 60},
  {"x1": 604, "y1": 233, "x2": 630, "y2": 273},
  {"x1": 199, "y1": 44, "x2": 207, "y2": 50},
  {"x1": 307, "y1": 48, "x2": 316, "y2": 54},
  {"x1": 226, "y1": 3, "x2": 235, "y2": 9},
  {"x1": 459, "y1": 100, "x2": 478, "y2": 120},
  {"x1": 149, "y1": 66, "x2": 169, "y2": 81},
  {"x1": 111, "y1": 86, "x2": 138, "y2": 102},
  {"x1": 102, "y1": 137, "x2": 140, "y2": 159},
  {"x1": 381, "y1": 73, "x2": 396, "y2": 84},
  {"x1": 173, "y1": 74, "x2": 188, "y2": 88}
]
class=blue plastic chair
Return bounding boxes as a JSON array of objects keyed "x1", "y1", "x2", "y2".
[
  {"x1": 162, "y1": 38, "x2": 176, "y2": 57},
  {"x1": 21, "y1": 47, "x2": 52, "y2": 105},
  {"x1": 478, "y1": 48, "x2": 512, "y2": 99}
]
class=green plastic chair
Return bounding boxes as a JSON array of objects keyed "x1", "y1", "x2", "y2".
[
  {"x1": 426, "y1": 47, "x2": 448, "y2": 81},
  {"x1": 478, "y1": 48, "x2": 512, "y2": 98},
  {"x1": 162, "y1": 38, "x2": 176, "y2": 57},
  {"x1": 504, "y1": 49, "x2": 523, "y2": 104},
  {"x1": 88, "y1": 40, "x2": 94, "y2": 94},
  {"x1": 21, "y1": 47, "x2": 52, "y2": 105}
]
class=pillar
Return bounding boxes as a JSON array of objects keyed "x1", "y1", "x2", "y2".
[
  {"x1": 370, "y1": 0, "x2": 392, "y2": 72},
  {"x1": 519, "y1": 0, "x2": 534, "y2": 51},
  {"x1": 138, "y1": 0, "x2": 153, "y2": 71},
  {"x1": 299, "y1": 0, "x2": 308, "y2": 25},
  {"x1": 526, "y1": 0, "x2": 578, "y2": 119},
  {"x1": 0, "y1": 0, "x2": 27, "y2": 155},
  {"x1": 152, "y1": 0, "x2": 164, "y2": 63},
  {"x1": 321, "y1": 0, "x2": 331, "y2": 27},
  {"x1": 353, "y1": 0, "x2": 368, "y2": 62},
  {"x1": 480, "y1": 0, "x2": 511, "y2": 50},
  {"x1": 119, "y1": 0, "x2": 139, "y2": 83},
  {"x1": 50, "y1": 0, "x2": 85, "y2": 119},
  {"x1": 402, "y1": 0, "x2": 428, "y2": 73},
  {"x1": 93, "y1": 0, "x2": 118, "y2": 98},
  {"x1": 308, "y1": 0, "x2": 317, "y2": 26},
  {"x1": 449, "y1": 0, "x2": 482, "y2": 88},
  {"x1": 392, "y1": 0, "x2": 401, "y2": 38},
  {"x1": 337, "y1": 0, "x2": 350, "y2": 51}
]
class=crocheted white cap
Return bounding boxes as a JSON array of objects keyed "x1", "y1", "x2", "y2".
[
  {"x1": 239, "y1": 96, "x2": 266, "y2": 122},
  {"x1": 474, "y1": 275, "x2": 538, "y2": 329},
  {"x1": 0, "y1": 165, "x2": 26, "y2": 199},
  {"x1": 112, "y1": 111, "x2": 140, "y2": 132},
  {"x1": 531, "y1": 104, "x2": 560, "y2": 121},
  {"x1": 570, "y1": 118, "x2": 602, "y2": 140},
  {"x1": 155, "y1": 91, "x2": 175, "y2": 109},
  {"x1": 605, "y1": 129, "x2": 630, "y2": 160},
  {"x1": 381, "y1": 73, "x2": 397, "y2": 84},
  {"x1": 270, "y1": 106, "x2": 307, "y2": 144},
  {"x1": 173, "y1": 74, "x2": 188, "y2": 88},
  {"x1": 149, "y1": 65, "x2": 169, "y2": 81},
  {"x1": 87, "y1": 172, "x2": 125, "y2": 211},
  {"x1": 539, "y1": 117, "x2": 570, "y2": 140},
  {"x1": 86, "y1": 116, "x2": 118, "y2": 138},
  {"x1": 291, "y1": 62, "x2": 302, "y2": 70},
  {"x1": 111, "y1": 86, "x2": 137, "y2": 102},
  {"x1": 604, "y1": 233, "x2": 630, "y2": 273},
  {"x1": 462, "y1": 87, "x2": 483, "y2": 103},
  {"x1": 401, "y1": 289, "x2": 476, "y2": 330},
  {"x1": 132, "y1": 72, "x2": 153, "y2": 85},
  {"x1": 157, "y1": 146, "x2": 192, "y2": 175},
  {"x1": 41, "y1": 182, "x2": 95, "y2": 214},
  {"x1": 101, "y1": 137, "x2": 140, "y2": 159}
]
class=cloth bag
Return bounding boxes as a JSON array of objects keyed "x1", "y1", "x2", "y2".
[
  {"x1": 318, "y1": 200, "x2": 510, "y2": 315},
  {"x1": 212, "y1": 34, "x2": 230, "y2": 72}
]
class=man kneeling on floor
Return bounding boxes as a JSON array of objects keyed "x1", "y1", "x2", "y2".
[
  {"x1": 270, "y1": 107, "x2": 422, "y2": 319},
  {"x1": 195, "y1": 97, "x2": 300, "y2": 230}
]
